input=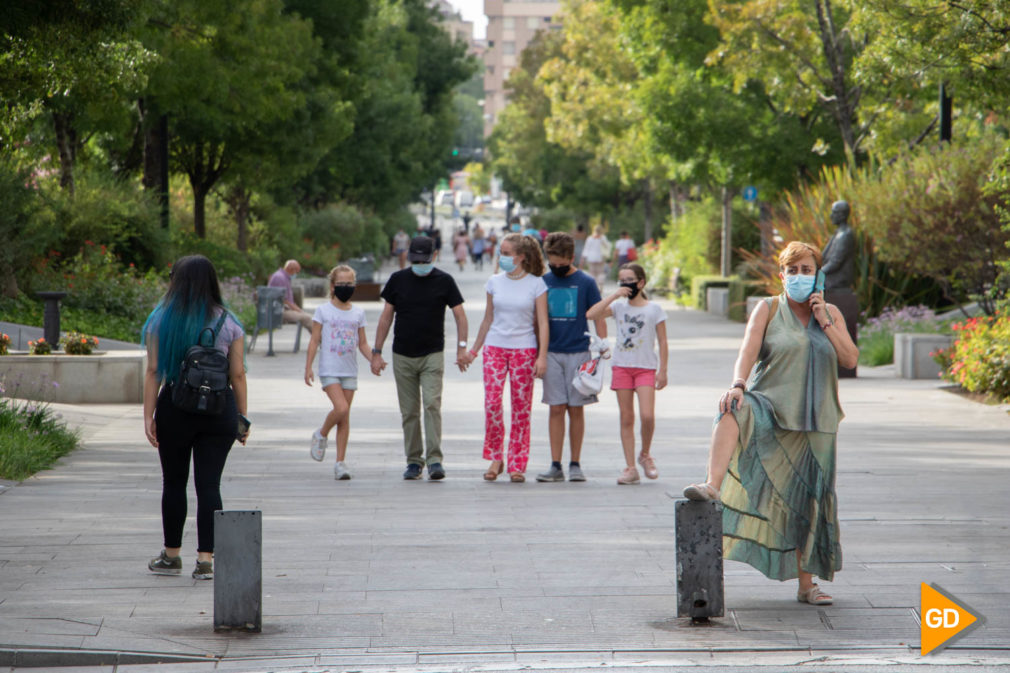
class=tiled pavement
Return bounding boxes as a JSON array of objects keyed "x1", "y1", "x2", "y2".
[{"x1": 1, "y1": 262, "x2": 1008, "y2": 672}]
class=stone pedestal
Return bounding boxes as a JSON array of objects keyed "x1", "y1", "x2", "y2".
[
  {"x1": 825, "y1": 289, "x2": 858, "y2": 378},
  {"x1": 675, "y1": 499, "x2": 724, "y2": 621},
  {"x1": 214, "y1": 510, "x2": 262, "y2": 632}
]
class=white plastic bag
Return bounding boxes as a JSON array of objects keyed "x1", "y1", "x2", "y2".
[{"x1": 572, "y1": 334, "x2": 610, "y2": 397}]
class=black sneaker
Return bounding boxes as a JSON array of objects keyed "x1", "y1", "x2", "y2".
[
  {"x1": 192, "y1": 560, "x2": 213, "y2": 580},
  {"x1": 148, "y1": 550, "x2": 182, "y2": 575},
  {"x1": 427, "y1": 463, "x2": 445, "y2": 480},
  {"x1": 403, "y1": 463, "x2": 423, "y2": 480}
]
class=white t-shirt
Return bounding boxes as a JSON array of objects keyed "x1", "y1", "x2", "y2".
[
  {"x1": 612, "y1": 300, "x2": 666, "y2": 369},
  {"x1": 313, "y1": 303, "x2": 368, "y2": 377},
  {"x1": 485, "y1": 272, "x2": 548, "y2": 349},
  {"x1": 615, "y1": 238, "x2": 636, "y2": 257},
  {"x1": 581, "y1": 236, "x2": 606, "y2": 263}
]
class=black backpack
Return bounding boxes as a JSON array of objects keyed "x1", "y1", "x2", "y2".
[{"x1": 171, "y1": 312, "x2": 231, "y2": 415}]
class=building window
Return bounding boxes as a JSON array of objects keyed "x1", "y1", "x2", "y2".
[
  {"x1": 486, "y1": 65, "x2": 495, "y2": 75},
  {"x1": 502, "y1": 67, "x2": 511, "y2": 81},
  {"x1": 503, "y1": 16, "x2": 515, "y2": 29},
  {"x1": 503, "y1": 41, "x2": 515, "y2": 55},
  {"x1": 527, "y1": 16, "x2": 541, "y2": 29},
  {"x1": 487, "y1": 40, "x2": 494, "y2": 47}
]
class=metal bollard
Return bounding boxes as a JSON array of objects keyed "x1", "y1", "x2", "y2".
[
  {"x1": 675, "y1": 499, "x2": 724, "y2": 621},
  {"x1": 214, "y1": 510, "x2": 262, "y2": 632}
]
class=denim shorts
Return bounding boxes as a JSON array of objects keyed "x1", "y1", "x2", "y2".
[{"x1": 319, "y1": 375, "x2": 358, "y2": 391}]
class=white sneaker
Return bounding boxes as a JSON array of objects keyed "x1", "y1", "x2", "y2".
[
  {"x1": 334, "y1": 461, "x2": 351, "y2": 480},
  {"x1": 310, "y1": 430, "x2": 327, "y2": 461}
]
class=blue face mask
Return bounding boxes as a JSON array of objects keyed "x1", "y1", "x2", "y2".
[
  {"x1": 510, "y1": 224, "x2": 520, "y2": 232},
  {"x1": 784, "y1": 273, "x2": 816, "y2": 302},
  {"x1": 499, "y1": 255, "x2": 516, "y2": 273},
  {"x1": 411, "y1": 263, "x2": 434, "y2": 276}
]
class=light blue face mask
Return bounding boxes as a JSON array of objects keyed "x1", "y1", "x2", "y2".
[
  {"x1": 784, "y1": 273, "x2": 816, "y2": 302},
  {"x1": 499, "y1": 255, "x2": 516, "y2": 273},
  {"x1": 411, "y1": 263, "x2": 434, "y2": 276}
]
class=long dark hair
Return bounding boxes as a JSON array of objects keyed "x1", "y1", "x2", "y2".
[{"x1": 142, "y1": 255, "x2": 227, "y2": 382}]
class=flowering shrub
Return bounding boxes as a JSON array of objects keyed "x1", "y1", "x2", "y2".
[
  {"x1": 219, "y1": 274, "x2": 257, "y2": 331},
  {"x1": 27, "y1": 338, "x2": 53, "y2": 355},
  {"x1": 0, "y1": 333, "x2": 10, "y2": 355},
  {"x1": 858, "y1": 305, "x2": 948, "y2": 366},
  {"x1": 935, "y1": 313, "x2": 1010, "y2": 402},
  {"x1": 61, "y1": 331, "x2": 100, "y2": 355}
]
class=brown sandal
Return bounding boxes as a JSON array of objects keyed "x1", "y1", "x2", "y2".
[
  {"x1": 484, "y1": 460, "x2": 504, "y2": 481},
  {"x1": 509, "y1": 472, "x2": 525, "y2": 483},
  {"x1": 797, "y1": 584, "x2": 833, "y2": 605}
]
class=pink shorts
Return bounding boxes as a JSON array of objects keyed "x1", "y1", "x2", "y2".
[{"x1": 611, "y1": 366, "x2": 656, "y2": 390}]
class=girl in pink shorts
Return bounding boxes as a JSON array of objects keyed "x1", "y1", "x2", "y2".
[{"x1": 587, "y1": 263, "x2": 668, "y2": 484}]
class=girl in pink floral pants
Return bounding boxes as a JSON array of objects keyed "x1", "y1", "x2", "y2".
[
  {"x1": 464, "y1": 234, "x2": 549, "y2": 482},
  {"x1": 482, "y1": 345, "x2": 538, "y2": 473}
]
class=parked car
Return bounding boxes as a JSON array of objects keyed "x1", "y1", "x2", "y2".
[
  {"x1": 454, "y1": 189, "x2": 474, "y2": 209},
  {"x1": 436, "y1": 190, "x2": 454, "y2": 206}
]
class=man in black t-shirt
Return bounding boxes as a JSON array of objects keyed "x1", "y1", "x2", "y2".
[{"x1": 371, "y1": 236, "x2": 469, "y2": 480}]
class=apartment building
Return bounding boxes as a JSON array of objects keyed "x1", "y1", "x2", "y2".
[
  {"x1": 482, "y1": 0, "x2": 562, "y2": 137},
  {"x1": 431, "y1": 0, "x2": 477, "y2": 51}
]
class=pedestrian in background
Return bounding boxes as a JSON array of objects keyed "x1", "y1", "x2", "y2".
[
  {"x1": 614, "y1": 231, "x2": 636, "y2": 268},
  {"x1": 471, "y1": 224, "x2": 486, "y2": 270},
  {"x1": 465, "y1": 234, "x2": 548, "y2": 483},
  {"x1": 371, "y1": 236, "x2": 470, "y2": 480},
  {"x1": 587, "y1": 263, "x2": 667, "y2": 484},
  {"x1": 392, "y1": 228, "x2": 411, "y2": 269},
  {"x1": 305, "y1": 265, "x2": 374, "y2": 480},
  {"x1": 454, "y1": 227, "x2": 471, "y2": 272},
  {"x1": 142, "y1": 255, "x2": 248, "y2": 581},
  {"x1": 536, "y1": 232, "x2": 608, "y2": 483},
  {"x1": 682, "y1": 241, "x2": 858, "y2": 606},
  {"x1": 580, "y1": 225, "x2": 610, "y2": 291}
]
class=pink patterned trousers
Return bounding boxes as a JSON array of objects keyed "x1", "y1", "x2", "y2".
[{"x1": 482, "y1": 345, "x2": 538, "y2": 473}]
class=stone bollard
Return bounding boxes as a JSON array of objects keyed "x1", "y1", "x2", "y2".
[
  {"x1": 214, "y1": 510, "x2": 262, "y2": 632},
  {"x1": 36, "y1": 291, "x2": 68, "y2": 347},
  {"x1": 675, "y1": 499, "x2": 724, "y2": 621}
]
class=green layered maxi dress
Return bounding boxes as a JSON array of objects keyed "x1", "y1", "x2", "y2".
[{"x1": 720, "y1": 294, "x2": 843, "y2": 582}]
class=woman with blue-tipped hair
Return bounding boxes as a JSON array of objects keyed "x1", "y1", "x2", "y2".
[{"x1": 141, "y1": 255, "x2": 248, "y2": 581}]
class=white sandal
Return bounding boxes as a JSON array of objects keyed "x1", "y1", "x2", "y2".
[{"x1": 797, "y1": 583, "x2": 833, "y2": 605}]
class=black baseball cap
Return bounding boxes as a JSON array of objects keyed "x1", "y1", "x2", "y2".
[{"x1": 407, "y1": 236, "x2": 435, "y2": 263}]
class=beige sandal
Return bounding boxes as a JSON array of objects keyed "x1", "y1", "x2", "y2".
[
  {"x1": 683, "y1": 482, "x2": 720, "y2": 502},
  {"x1": 797, "y1": 584, "x2": 833, "y2": 605}
]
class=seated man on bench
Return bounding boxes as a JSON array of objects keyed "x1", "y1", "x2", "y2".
[{"x1": 268, "y1": 259, "x2": 313, "y2": 331}]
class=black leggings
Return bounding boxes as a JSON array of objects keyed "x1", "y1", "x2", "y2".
[{"x1": 155, "y1": 386, "x2": 236, "y2": 552}]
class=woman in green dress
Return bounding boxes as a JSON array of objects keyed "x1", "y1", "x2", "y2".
[{"x1": 683, "y1": 241, "x2": 858, "y2": 606}]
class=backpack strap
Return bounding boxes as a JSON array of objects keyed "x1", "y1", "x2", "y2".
[{"x1": 198, "y1": 311, "x2": 229, "y2": 347}]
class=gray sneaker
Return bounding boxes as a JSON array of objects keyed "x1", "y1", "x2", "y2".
[
  {"x1": 334, "y1": 461, "x2": 351, "y2": 480},
  {"x1": 192, "y1": 560, "x2": 213, "y2": 580},
  {"x1": 148, "y1": 550, "x2": 182, "y2": 575},
  {"x1": 536, "y1": 464, "x2": 565, "y2": 482},
  {"x1": 568, "y1": 464, "x2": 586, "y2": 482}
]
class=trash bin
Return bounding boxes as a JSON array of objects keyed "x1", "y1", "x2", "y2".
[{"x1": 345, "y1": 256, "x2": 376, "y2": 283}]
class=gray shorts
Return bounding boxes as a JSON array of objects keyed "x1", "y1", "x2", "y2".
[{"x1": 542, "y1": 351, "x2": 598, "y2": 406}]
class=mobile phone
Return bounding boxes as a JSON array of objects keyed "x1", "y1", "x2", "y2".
[
  {"x1": 815, "y1": 269, "x2": 825, "y2": 293},
  {"x1": 236, "y1": 413, "x2": 251, "y2": 440}
]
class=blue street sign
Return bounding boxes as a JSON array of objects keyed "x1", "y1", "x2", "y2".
[{"x1": 743, "y1": 186, "x2": 758, "y2": 202}]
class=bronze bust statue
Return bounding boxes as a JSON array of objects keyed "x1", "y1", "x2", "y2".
[{"x1": 821, "y1": 200, "x2": 855, "y2": 291}]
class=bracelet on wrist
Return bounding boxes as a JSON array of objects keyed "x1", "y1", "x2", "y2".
[
  {"x1": 469, "y1": 349, "x2": 479, "y2": 358},
  {"x1": 731, "y1": 381, "x2": 746, "y2": 391}
]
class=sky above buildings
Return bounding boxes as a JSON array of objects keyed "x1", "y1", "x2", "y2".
[{"x1": 448, "y1": 0, "x2": 487, "y2": 38}]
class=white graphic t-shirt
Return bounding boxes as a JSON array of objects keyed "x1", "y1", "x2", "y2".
[
  {"x1": 612, "y1": 300, "x2": 666, "y2": 369},
  {"x1": 313, "y1": 303, "x2": 367, "y2": 377}
]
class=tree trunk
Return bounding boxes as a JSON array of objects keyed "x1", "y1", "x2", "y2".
[
  {"x1": 141, "y1": 99, "x2": 163, "y2": 192},
  {"x1": 227, "y1": 185, "x2": 252, "y2": 251},
  {"x1": 1, "y1": 264, "x2": 18, "y2": 299},
  {"x1": 51, "y1": 110, "x2": 77, "y2": 196},
  {"x1": 721, "y1": 187, "x2": 734, "y2": 277},
  {"x1": 193, "y1": 186, "x2": 207, "y2": 238},
  {"x1": 642, "y1": 179, "x2": 653, "y2": 242},
  {"x1": 814, "y1": 0, "x2": 859, "y2": 163}
]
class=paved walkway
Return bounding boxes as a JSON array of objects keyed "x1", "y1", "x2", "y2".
[{"x1": 1, "y1": 261, "x2": 1009, "y2": 672}]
